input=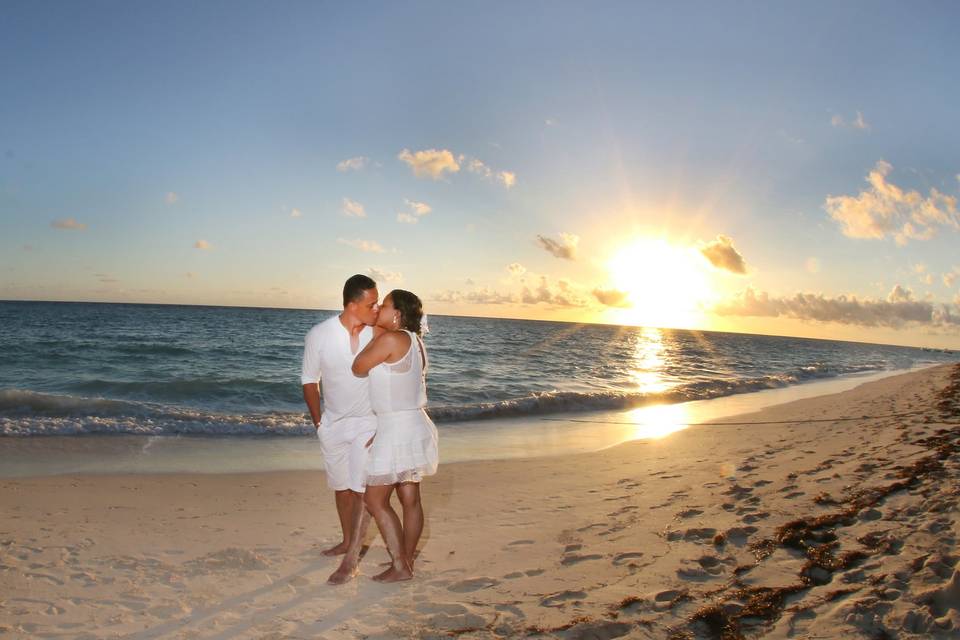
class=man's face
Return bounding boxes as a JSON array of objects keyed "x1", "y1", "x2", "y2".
[{"x1": 350, "y1": 287, "x2": 380, "y2": 325}]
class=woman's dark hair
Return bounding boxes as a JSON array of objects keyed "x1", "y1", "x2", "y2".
[
  {"x1": 342, "y1": 274, "x2": 376, "y2": 306},
  {"x1": 389, "y1": 289, "x2": 423, "y2": 335}
]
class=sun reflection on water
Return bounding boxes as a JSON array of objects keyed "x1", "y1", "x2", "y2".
[{"x1": 630, "y1": 327, "x2": 672, "y2": 394}]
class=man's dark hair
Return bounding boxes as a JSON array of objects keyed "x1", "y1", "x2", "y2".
[
  {"x1": 343, "y1": 274, "x2": 377, "y2": 306},
  {"x1": 389, "y1": 289, "x2": 424, "y2": 335}
]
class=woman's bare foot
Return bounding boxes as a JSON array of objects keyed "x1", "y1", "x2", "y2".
[
  {"x1": 321, "y1": 541, "x2": 349, "y2": 557},
  {"x1": 372, "y1": 565, "x2": 413, "y2": 583},
  {"x1": 327, "y1": 562, "x2": 358, "y2": 585}
]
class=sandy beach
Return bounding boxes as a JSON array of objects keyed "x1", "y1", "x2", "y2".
[{"x1": 2, "y1": 363, "x2": 958, "y2": 639}]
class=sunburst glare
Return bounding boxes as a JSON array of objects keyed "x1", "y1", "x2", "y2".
[{"x1": 606, "y1": 237, "x2": 716, "y2": 329}]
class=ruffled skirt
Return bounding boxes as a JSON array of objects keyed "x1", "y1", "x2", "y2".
[{"x1": 366, "y1": 408, "x2": 439, "y2": 486}]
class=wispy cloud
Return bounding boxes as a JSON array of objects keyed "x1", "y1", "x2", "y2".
[
  {"x1": 367, "y1": 267, "x2": 403, "y2": 283},
  {"x1": 165, "y1": 191, "x2": 179, "y2": 205},
  {"x1": 194, "y1": 240, "x2": 212, "y2": 250},
  {"x1": 805, "y1": 257, "x2": 820, "y2": 274},
  {"x1": 536, "y1": 232, "x2": 579, "y2": 260},
  {"x1": 434, "y1": 269, "x2": 587, "y2": 308},
  {"x1": 338, "y1": 238, "x2": 385, "y2": 253},
  {"x1": 397, "y1": 198, "x2": 432, "y2": 224},
  {"x1": 592, "y1": 287, "x2": 631, "y2": 308},
  {"x1": 831, "y1": 110, "x2": 871, "y2": 131},
  {"x1": 51, "y1": 217, "x2": 86, "y2": 230},
  {"x1": 337, "y1": 156, "x2": 369, "y2": 172},
  {"x1": 942, "y1": 266, "x2": 960, "y2": 288},
  {"x1": 715, "y1": 285, "x2": 960, "y2": 328},
  {"x1": 290, "y1": 208, "x2": 303, "y2": 218},
  {"x1": 341, "y1": 197, "x2": 366, "y2": 218},
  {"x1": 825, "y1": 161, "x2": 959, "y2": 244},
  {"x1": 433, "y1": 288, "x2": 514, "y2": 305},
  {"x1": 465, "y1": 157, "x2": 516, "y2": 188},
  {"x1": 398, "y1": 148, "x2": 460, "y2": 180},
  {"x1": 699, "y1": 234, "x2": 748, "y2": 274}
]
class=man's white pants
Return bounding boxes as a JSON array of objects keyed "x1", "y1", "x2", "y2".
[{"x1": 317, "y1": 415, "x2": 377, "y2": 493}]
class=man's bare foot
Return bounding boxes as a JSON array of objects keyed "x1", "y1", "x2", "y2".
[
  {"x1": 372, "y1": 565, "x2": 412, "y2": 583},
  {"x1": 327, "y1": 563, "x2": 358, "y2": 585},
  {"x1": 321, "y1": 542, "x2": 349, "y2": 556}
]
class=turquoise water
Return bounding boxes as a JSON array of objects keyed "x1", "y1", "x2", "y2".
[{"x1": 1, "y1": 301, "x2": 956, "y2": 436}]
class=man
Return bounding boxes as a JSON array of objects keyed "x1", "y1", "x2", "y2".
[{"x1": 301, "y1": 274, "x2": 379, "y2": 584}]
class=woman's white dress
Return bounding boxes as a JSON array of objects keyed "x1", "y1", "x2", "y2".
[{"x1": 366, "y1": 331, "x2": 439, "y2": 486}]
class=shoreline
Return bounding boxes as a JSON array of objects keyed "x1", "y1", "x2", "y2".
[
  {"x1": 1, "y1": 364, "x2": 958, "y2": 638},
  {"x1": 0, "y1": 365, "x2": 937, "y2": 479}
]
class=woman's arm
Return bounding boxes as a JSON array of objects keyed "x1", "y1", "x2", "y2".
[{"x1": 352, "y1": 332, "x2": 402, "y2": 377}]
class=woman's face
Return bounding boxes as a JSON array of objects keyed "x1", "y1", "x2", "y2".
[{"x1": 376, "y1": 294, "x2": 400, "y2": 330}]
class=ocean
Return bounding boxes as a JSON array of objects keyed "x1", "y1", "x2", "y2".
[{"x1": 0, "y1": 301, "x2": 956, "y2": 438}]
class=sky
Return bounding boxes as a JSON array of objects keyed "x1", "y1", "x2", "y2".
[{"x1": 2, "y1": 1, "x2": 960, "y2": 348}]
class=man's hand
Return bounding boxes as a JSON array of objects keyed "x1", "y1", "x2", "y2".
[{"x1": 302, "y1": 383, "x2": 323, "y2": 430}]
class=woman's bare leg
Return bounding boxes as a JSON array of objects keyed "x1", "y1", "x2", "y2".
[
  {"x1": 396, "y1": 482, "x2": 423, "y2": 569},
  {"x1": 364, "y1": 484, "x2": 412, "y2": 582}
]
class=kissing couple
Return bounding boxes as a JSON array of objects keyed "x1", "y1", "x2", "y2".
[{"x1": 301, "y1": 274, "x2": 439, "y2": 584}]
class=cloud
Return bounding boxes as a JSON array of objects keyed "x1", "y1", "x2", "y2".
[
  {"x1": 341, "y1": 197, "x2": 366, "y2": 218},
  {"x1": 715, "y1": 285, "x2": 960, "y2": 328},
  {"x1": 338, "y1": 238, "x2": 385, "y2": 253},
  {"x1": 592, "y1": 287, "x2": 631, "y2": 308},
  {"x1": 165, "y1": 191, "x2": 179, "y2": 205},
  {"x1": 367, "y1": 267, "x2": 402, "y2": 283},
  {"x1": 290, "y1": 208, "x2": 303, "y2": 218},
  {"x1": 398, "y1": 148, "x2": 460, "y2": 180},
  {"x1": 21, "y1": 244, "x2": 33, "y2": 252},
  {"x1": 943, "y1": 268, "x2": 960, "y2": 288},
  {"x1": 805, "y1": 257, "x2": 820, "y2": 274},
  {"x1": 51, "y1": 217, "x2": 86, "y2": 230},
  {"x1": 433, "y1": 288, "x2": 514, "y2": 305},
  {"x1": 824, "y1": 161, "x2": 959, "y2": 244},
  {"x1": 520, "y1": 275, "x2": 587, "y2": 307},
  {"x1": 831, "y1": 110, "x2": 870, "y2": 131},
  {"x1": 464, "y1": 157, "x2": 517, "y2": 189},
  {"x1": 397, "y1": 198, "x2": 432, "y2": 224},
  {"x1": 535, "y1": 233, "x2": 579, "y2": 260},
  {"x1": 337, "y1": 156, "x2": 369, "y2": 172},
  {"x1": 433, "y1": 270, "x2": 588, "y2": 308},
  {"x1": 95, "y1": 273, "x2": 119, "y2": 284},
  {"x1": 699, "y1": 234, "x2": 748, "y2": 274},
  {"x1": 193, "y1": 240, "x2": 212, "y2": 250}
]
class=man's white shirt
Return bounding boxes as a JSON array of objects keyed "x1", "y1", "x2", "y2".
[{"x1": 301, "y1": 315, "x2": 374, "y2": 425}]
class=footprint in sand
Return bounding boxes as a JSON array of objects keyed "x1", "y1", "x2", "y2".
[
  {"x1": 561, "y1": 553, "x2": 603, "y2": 566},
  {"x1": 525, "y1": 568, "x2": 545, "y2": 577},
  {"x1": 447, "y1": 576, "x2": 500, "y2": 593},
  {"x1": 785, "y1": 491, "x2": 805, "y2": 499},
  {"x1": 540, "y1": 589, "x2": 587, "y2": 607},
  {"x1": 612, "y1": 552, "x2": 644, "y2": 566},
  {"x1": 676, "y1": 508, "x2": 704, "y2": 519},
  {"x1": 507, "y1": 539, "x2": 535, "y2": 546},
  {"x1": 742, "y1": 512, "x2": 770, "y2": 524}
]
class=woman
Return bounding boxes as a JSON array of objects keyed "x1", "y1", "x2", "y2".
[{"x1": 352, "y1": 289, "x2": 438, "y2": 582}]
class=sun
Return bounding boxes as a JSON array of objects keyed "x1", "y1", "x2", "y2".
[{"x1": 605, "y1": 237, "x2": 714, "y2": 329}]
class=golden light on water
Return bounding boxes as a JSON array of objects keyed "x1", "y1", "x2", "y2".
[
  {"x1": 630, "y1": 327, "x2": 671, "y2": 394},
  {"x1": 607, "y1": 237, "x2": 714, "y2": 329}
]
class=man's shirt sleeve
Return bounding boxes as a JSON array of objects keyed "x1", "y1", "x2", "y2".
[{"x1": 300, "y1": 326, "x2": 322, "y2": 385}]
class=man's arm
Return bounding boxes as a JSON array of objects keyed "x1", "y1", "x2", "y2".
[
  {"x1": 302, "y1": 383, "x2": 322, "y2": 428},
  {"x1": 301, "y1": 327, "x2": 323, "y2": 428}
]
